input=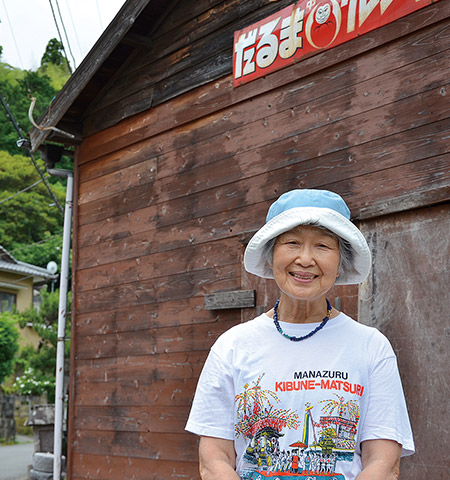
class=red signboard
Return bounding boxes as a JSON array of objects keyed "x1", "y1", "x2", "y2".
[{"x1": 233, "y1": 0, "x2": 438, "y2": 87}]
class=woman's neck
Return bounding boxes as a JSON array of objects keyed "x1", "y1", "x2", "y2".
[{"x1": 268, "y1": 295, "x2": 337, "y2": 324}]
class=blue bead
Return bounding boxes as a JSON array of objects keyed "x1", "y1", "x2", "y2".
[{"x1": 273, "y1": 298, "x2": 331, "y2": 342}]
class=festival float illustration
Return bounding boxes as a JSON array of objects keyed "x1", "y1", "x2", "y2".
[{"x1": 236, "y1": 375, "x2": 359, "y2": 479}]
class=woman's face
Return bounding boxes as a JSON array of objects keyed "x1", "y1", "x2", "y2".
[{"x1": 271, "y1": 225, "x2": 340, "y2": 302}]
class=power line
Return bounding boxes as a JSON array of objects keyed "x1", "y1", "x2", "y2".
[
  {"x1": 47, "y1": 0, "x2": 73, "y2": 74},
  {"x1": 63, "y1": 0, "x2": 83, "y2": 60},
  {"x1": 0, "y1": 178, "x2": 44, "y2": 206},
  {"x1": 9, "y1": 233, "x2": 63, "y2": 254},
  {"x1": 1, "y1": 0, "x2": 24, "y2": 69},
  {"x1": 0, "y1": 91, "x2": 65, "y2": 216},
  {"x1": 54, "y1": 0, "x2": 77, "y2": 69},
  {"x1": 96, "y1": 0, "x2": 104, "y2": 30}
]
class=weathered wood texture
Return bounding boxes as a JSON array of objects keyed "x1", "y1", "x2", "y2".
[
  {"x1": 204, "y1": 289, "x2": 255, "y2": 310},
  {"x1": 67, "y1": 1, "x2": 450, "y2": 479},
  {"x1": 359, "y1": 204, "x2": 449, "y2": 479}
]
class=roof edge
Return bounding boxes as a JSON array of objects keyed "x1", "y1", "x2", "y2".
[{"x1": 29, "y1": 0, "x2": 152, "y2": 152}]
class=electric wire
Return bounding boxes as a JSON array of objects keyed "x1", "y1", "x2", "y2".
[
  {"x1": 54, "y1": 0, "x2": 77, "y2": 70},
  {"x1": 47, "y1": 0, "x2": 73, "y2": 74},
  {"x1": 0, "y1": 178, "x2": 45, "y2": 206},
  {"x1": 8, "y1": 233, "x2": 63, "y2": 254},
  {"x1": 96, "y1": 0, "x2": 104, "y2": 30},
  {"x1": 0, "y1": 91, "x2": 65, "y2": 216},
  {"x1": 63, "y1": 0, "x2": 83, "y2": 60},
  {"x1": 0, "y1": 0, "x2": 24, "y2": 68}
]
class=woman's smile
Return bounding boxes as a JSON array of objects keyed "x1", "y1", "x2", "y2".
[
  {"x1": 271, "y1": 225, "x2": 340, "y2": 302},
  {"x1": 289, "y1": 270, "x2": 318, "y2": 282}
]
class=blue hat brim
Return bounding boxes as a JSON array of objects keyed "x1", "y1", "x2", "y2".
[{"x1": 244, "y1": 207, "x2": 371, "y2": 285}]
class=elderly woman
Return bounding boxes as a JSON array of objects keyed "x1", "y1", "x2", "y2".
[{"x1": 186, "y1": 189, "x2": 414, "y2": 480}]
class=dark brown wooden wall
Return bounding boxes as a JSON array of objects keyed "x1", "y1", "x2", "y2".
[
  {"x1": 68, "y1": 1, "x2": 449, "y2": 478},
  {"x1": 360, "y1": 204, "x2": 449, "y2": 480}
]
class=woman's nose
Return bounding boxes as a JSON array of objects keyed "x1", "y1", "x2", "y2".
[{"x1": 294, "y1": 246, "x2": 315, "y2": 265}]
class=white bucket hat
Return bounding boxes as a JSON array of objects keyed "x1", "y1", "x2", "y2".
[{"x1": 244, "y1": 189, "x2": 371, "y2": 285}]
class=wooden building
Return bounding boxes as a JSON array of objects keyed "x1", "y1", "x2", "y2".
[{"x1": 29, "y1": 0, "x2": 449, "y2": 478}]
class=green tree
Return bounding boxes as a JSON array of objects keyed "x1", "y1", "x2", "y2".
[
  {"x1": 0, "y1": 151, "x2": 65, "y2": 255},
  {"x1": 0, "y1": 39, "x2": 70, "y2": 273},
  {"x1": 0, "y1": 70, "x2": 57, "y2": 154},
  {"x1": 0, "y1": 313, "x2": 20, "y2": 384},
  {"x1": 12, "y1": 231, "x2": 64, "y2": 271},
  {"x1": 0, "y1": 38, "x2": 70, "y2": 155},
  {"x1": 13, "y1": 288, "x2": 71, "y2": 402},
  {"x1": 40, "y1": 39, "x2": 67, "y2": 68},
  {"x1": 39, "y1": 38, "x2": 71, "y2": 89}
]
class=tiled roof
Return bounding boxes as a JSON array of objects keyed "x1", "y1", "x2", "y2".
[{"x1": 0, "y1": 246, "x2": 58, "y2": 282}]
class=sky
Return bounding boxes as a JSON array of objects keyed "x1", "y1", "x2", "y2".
[{"x1": 0, "y1": 0, "x2": 127, "y2": 71}]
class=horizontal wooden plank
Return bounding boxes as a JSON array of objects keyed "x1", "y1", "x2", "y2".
[
  {"x1": 84, "y1": 0, "x2": 293, "y2": 128},
  {"x1": 75, "y1": 351, "x2": 208, "y2": 384},
  {"x1": 77, "y1": 4, "x2": 449, "y2": 162},
  {"x1": 71, "y1": 430, "x2": 196, "y2": 462},
  {"x1": 205, "y1": 289, "x2": 255, "y2": 310},
  {"x1": 78, "y1": 157, "x2": 157, "y2": 205},
  {"x1": 74, "y1": 377, "x2": 198, "y2": 407},
  {"x1": 355, "y1": 155, "x2": 450, "y2": 219},
  {"x1": 78, "y1": 195, "x2": 157, "y2": 231},
  {"x1": 74, "y1": 296, "x2": 238, "y2": 336},
  {"x1": 74, "y1": 152, "x2": 449, "y2": 295},
  {"x1": 154, "y1": 0, "x2": 225, "y2": 38},
  {"x1": 308, "y1": 154, "x2": 450, "y2": 220},
  {"x1": 152, "y1": 86, "x2": 450, "y2": 228},
  {"x1": 74, "y1": 148, "x2": 449, "y2": 282},
  {"x1": 109, "y1": 0, "x2": 285, "y2": 83},
  {"x1": 76, "y1": 237, "x2": 239, "y2": 286},
  {"x1": 76, "y1": 118, "x2": 450, "y2": 253},
  {"x1": 75, "y1": 317, "x2": 240, "y2": 360},
  {"x1": 78, "y1": 25, "x2": 450, "y2": 183},
  {"x1": 78, "y1": 181, "x2": 157, "y2": 226},
  {"x1": 75, "y1": 405, "x2": 190, "y2": 433},
  {"x1": 70, "y1": 453, "x2": 199, "y2": 480},
  {"x1": 76, "y1": 202, "x2": 266, "y2": 267},
  {"x1": 74, "y1": 264, "x2": 241, "y2": 315},
  {"x1": 154, "y1": 50, "x2": 449, "y2": 183},
  {"x1": 77, "y1": 81, "x2": 449, "y2": 230}
]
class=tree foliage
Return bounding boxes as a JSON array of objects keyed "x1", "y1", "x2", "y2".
[
  {"x1": 0, "y1": 38, "x2": 70, "y2": 155},
  {"x1": 13, "y1": 288, "x2": 71, "y2": 401},
  {"x1": 0, "y1": 151, "x2": 65, "y2": 263},
  {"x1": 0, "y1": 39, "x2": 73, "y2": 399},
  {"x1": 39, "y1": 39, "x2": 71, "y2": 90},
  {"x1": 0, "y1": 313, "x2": 20, "y2": 384},
  {"x1": 41, "y1": 39, "x2": 68, "y2": 68},
  {"x1": 0, "y1": 39, "x2": 72, "y2": 267},
  {"x1": 0, "y1": 69, "x2": 57, "y2": 154}
]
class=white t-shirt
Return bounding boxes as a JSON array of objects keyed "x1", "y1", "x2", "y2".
[{"x1": 186, "y1": 312, "x2": 414, "y2": 480}]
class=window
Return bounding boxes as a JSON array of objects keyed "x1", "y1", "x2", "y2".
[{"x1": 0, "y1": 291, "x2": 16, "y2": 312}]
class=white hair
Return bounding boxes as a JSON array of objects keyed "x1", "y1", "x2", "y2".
[{"x1": 260, "y1": 222, "x2": 355, "y2": 278}]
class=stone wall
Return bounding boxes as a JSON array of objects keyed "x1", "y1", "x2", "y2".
[{"x1": 0, "y1": 391, "x2": 15, "y2": 442}]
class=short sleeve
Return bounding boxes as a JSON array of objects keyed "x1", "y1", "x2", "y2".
[
  {"x1": 359, "y1": 355, "x2": 415, "y2": 457},
  {"x1": 185, "y1": 349, "x2": 236, "y2": 440}
]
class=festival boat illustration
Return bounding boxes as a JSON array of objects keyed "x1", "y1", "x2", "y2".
[{"x1": 236, "y1": 375, "x2": 358, "y2": 480}]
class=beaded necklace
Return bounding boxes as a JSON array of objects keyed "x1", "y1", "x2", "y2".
[{"x1": 273, "y1": 298, "x2": 332, "y2": 342}]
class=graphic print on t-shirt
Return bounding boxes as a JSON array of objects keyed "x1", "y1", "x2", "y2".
[{"x1": 235, "y1": 373, "x2": 362, "y2": 479}]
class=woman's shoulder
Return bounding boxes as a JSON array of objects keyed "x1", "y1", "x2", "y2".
[
  {"x1": 338, "y1": 312, "x2": 395, "y2": 357},
  {"x1": 211, "y1": 313, "x2": 271, "y2": 350}
]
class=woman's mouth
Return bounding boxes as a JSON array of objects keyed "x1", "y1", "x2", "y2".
[{"x1": 290, "y1": 272, "x2": 317, "y2": 281}]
